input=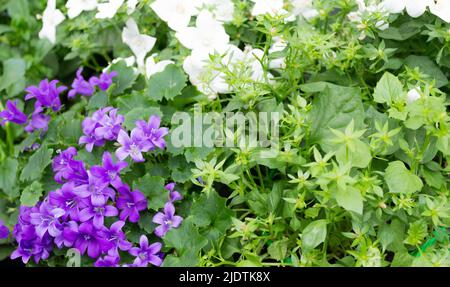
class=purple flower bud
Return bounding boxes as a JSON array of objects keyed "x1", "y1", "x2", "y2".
[
  {"x1": 0, "y1": 100, "x2": 28, "y2": 126},
  {"x1": 68, "y1": 68, "x2": 95, "y2": 98},
  {"x1": 89, "y1": 71, "x2": 118, "y2": 91}
]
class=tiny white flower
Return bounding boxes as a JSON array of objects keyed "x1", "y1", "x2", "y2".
[
  {"x1": 95, "y1": 0, "x2": 124, "y2": 19},
  {"x1": 127, "y1": 0, "x2": 139, "y2": 15},
  {"x1": 39, "y1": 0, "x2": 65, "y2": 44},
  {"x1": 195, "y1": 0, "x2": 235, "y2": 23},
  {"x1": 122, "y1": 18, "x2": 157, "y2": 68},
  {"x1": 382, "y1": 0, "x2": 433, "y2": 18},
  {"x1": 145, "y1": 55, "x2": 174, "y2": 78},
  {"x1": 176, "y1": 10, "x2": 230, "y2": 54},
  {"x1": 250, "y1": 0, "x2": 285, "y2": 17},
  {"x1": 407, "y1": 88, "x2": 421, "y2": 103},
  {"x1": 151, "y1": 0, "x2": 197, "y2": 31},
  {"x1": 429, "y1": 0, "x2": 450, "y2": 23},
  {"x1": 66, "y1": 0, "x2": 98, "y2": 19}
]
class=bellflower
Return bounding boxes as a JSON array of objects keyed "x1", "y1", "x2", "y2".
[
  {"x1": 152, "y1": 202, "x2": 183, "y2": 238},
  {"x1": 62, "y1": 221, "x2": 109, "y2": 258},
  {"x1": 0, "y1": 100, "x2": 28, "y2": 126},
  {"x1": 145, "y1": 55, "x2": 174, "y2": 78},
  {"x1": 90, "y1": 152, "x2": 128, "y2": 188},
  {"x1": 165, "y1": 183, "x2": 183, "y2": 203},
  {"x1": 25, "y1": 79, "x2": 67, "y2": 111},
  {"x1": 250, "y1": 0, "x2": 286, "y2": 17},
  {"x1": 11, "y1": 235, "x2": 53, "y2": 264},
  {"x1": 94, "y1": 255, "x2": 120, "y2": 267},
  {"x1": 74, "y1": 172, "x2": 115, "y2": 206},
  {"x1": 29, "y1": 202, "x2": 65, "y2": 238},
  {"x1": 66, "y1": 0, "x2": 98, "y2": 19},
  {"x1": 0, "y1": 219, "x2": 9, "y2": 239},
  {"x1": 115, "y1": 129, "x2": 149, "y2": 162},
  {"x1": 122, "y1": 18, "x2": 156, "y2": 68},
  {"x1": 89, "y1": 71, "x2": 118, "y2": 91},
  {"x1": 98, "y1": 221, "x2": 132, "y2": 256},
  {"x1": 116, "y1": 185, "x2": 147, "y2": 223},
  {"x1": 151, "y1": 0, "x2": 197, "y2": 31},
  {"x1": 79, "y1": 203, "x2": 118, "y2": 229},
  {"x1": 95, "y1": 0, "x2": 124, "y2": 19},
  {"x1": 129, "y1": 235, "x2": 162, "y2": 267},
  {"x1": 68, "y1": 68, "x2": 95, "y2": 98},
  {"x1": 429, "y1": 0, "x2": 450, "y2": 23},
  {"x1": 194, "y1": 0, "x2": 235, "y2": 23},
  {"x1": 49, "y1": 182, "x2": 90, "y2": 221},
  {"x1": 135, "y1": 115, "x2": 169, "y2": 150},
  {"x1": 52, "y1": 147, "x2": 78, "y2": 183},
  {"x1": 24, "y1": 107, "x2": 51, "y2": 133},
  {"x1": 94, "y1": 109, "x2": 124, "y2": 141},
  {"x1": 382, "y1": 0, "x2": 432, "y2": 18},
  {"x1": 39, "y1": 0, "x2": 65, "y2": 44}
]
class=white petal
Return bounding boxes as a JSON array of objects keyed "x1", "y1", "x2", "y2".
[
  {"x1": 405, "y1": 0, "x2": 429, "y2": 17},
  {"x1": 382, "y1": 0, "x2": 406, "y2": 13},
  {"x1": 95, "y1": 0, "x2": 124, "y2": 19},
  {"x1": 429, "y1": 0, "x2": 450, "y2": 23}
]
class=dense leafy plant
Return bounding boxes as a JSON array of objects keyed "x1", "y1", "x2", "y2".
[{"x1": 0, "y1": 0, "x2": 449, "y2": 267}]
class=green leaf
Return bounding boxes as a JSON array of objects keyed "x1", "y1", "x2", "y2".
[
  {"x1": 87, "y1": 91, "x2": 108, "y2": 110},
  {"x1": 335, "y1": 186, "x2": 363, "y2": 214},
  {"x1": 404, "y1": 55, "x2": 448, "y2": 88},
  {"x1": 123, "y1": 106, "x2": 162, "y2": 130},
  {"x1": 190, "y1": 192, "x2": 234, "y2": 234},
  {"x1": 20, "y1": 147, "x2": 53, "y2": 182},
  {"x1": 0, "y1": 158, "x2": 18, "y2": 194},
  {"x1": 0, "y1": 58, "x2": 26, "y2": 97},
  {"x1": 133, "y1": 174, "x2": 167, "y2": 211},
  {"x1": 268, "y1": 238, "x2": 289, "y2": 261},
  {"x1": 147, "y1": 64, "x2": 187, "y2": 101},
  {"x1": 385, "y1": 161, "x2": 423, "y2": 194},
  {"x1": 309, "y1": 85, "x2": 365, "y2": 151},
  {"x1": 373, "y1": 72, "x2": 404, "y2": 105},
  {"x1": 302, "y1": 219, "x2": 327, "y2": 251},
  {"x1": 110, "y1": 60, "x2": 138, "y2": 95},
  {"x1": 404, "y1": 220, "x2": 428, "y2": 246},
  {"x1": 20, "y1": 181, "x2": 43, "y2": 207}
]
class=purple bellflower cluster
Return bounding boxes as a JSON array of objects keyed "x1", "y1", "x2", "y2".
[
  {"x1": 152, "y1": 183, "x2": 183, "y2": 238},
  {"x1": 0, "y1": 219, "x2": 9, "y2": 239},
  {"x1": 0, "y1": 70, "x2": 117, "y2": 134}
]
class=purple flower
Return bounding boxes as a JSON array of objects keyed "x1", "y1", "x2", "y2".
[
  {"x1": 90, "y1": 152, "x2": 127, "y2": 189},
  {"x1": 95, "y1": 109, "x2": 124, "y2": 141},
  {"x1": 0, "y1": 100, "x2": 27, "y2": 126},
  {"x1": 25, "y1": 79, "x2": 67, "y2": 112},
  {"x1": 24, "y1": 106, "x2": 51, "y2": 133},
  {"x1": 94, "y1": 255, "x2": 120, "y2": 267},
  {"x1": 89, "y1": 71, "x2": 118, "y2": 91},
  {"x1": 64, "y1": 159, "x2": 89, "y2": 185},
  {"x1": 68, "y1": 68, "x2": 95, "y2": 98},
  {"x1": 115, "y1": 129, "x2": 149, "y2": 162},
  {"x1": 29, "y1": 202, "x2": 65, "y2": 239},
  {"x1": 74, "y1": 172, "x2": 115, "y2": 206},
  {"x1": 165, "y1": 183, "x2": 183, "y2": 203},
  {"x1": 52, "y1": 147, "x2": 78, "y2": 183},
  {"x1": 116, "y1": 185, "x2": 147, "y2": 223},
  {"x1": 129, "y1": 235, "x2": 162, "y2": 267},
  {"x1": 79, "y1": 203, "x2": 118, "y2": 229},
  {"x1": 135, "y1": 115, "x2": 169, "y2": 150},
  {"x1": 98, "y1": 221, "x2": 132, "y2": 256},
  {"x1": 49, "y1": 182, "x2": 90, "y2": 221},
  {"x1": 11, "y1": 237, "x2": 53, "y2": 264},
  {"x1": 0, "y1": 219, "x2": 9, "y2": 239},
  {"x1": 152, "y1": 202, "x2": 183, "y2": 238},
  {"x1": 62, "y1": 221, "x2": 109, "y2": 258}
]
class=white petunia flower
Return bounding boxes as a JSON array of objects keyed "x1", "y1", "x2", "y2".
[
  {"x1": 194, "y1": 0, "x2": 235, "y2": 22},
  {"x1": 39, "y1": 0, "x2": 65, "y2": 44},
  {"x1": 66, "y1": 0, "x2": 98, "y2": 19},
  {"x1": 127, "y1": 0, "x2": 139, "y2": 14},
  {"x1": 176, "y1": 10, "x2": 230, "y2": 54},
  {"x1": 429, "y1": 0, "x2": 450, "y2": 23},
  {"x1": 145, "y1": 55, "x2": 175, "y2": 78},
  {"x1": 122, "y1": 18, "x2": 157, "y2": 69},
  {"x1": 250, "y1": 0, "x2": 286, "y2": 17},
  {"x1": 95, "y1": 0, "x2": 124, "y2": 19},
  {"x1": 151, "y1": 0, "x2": 197, "y2": 31},
  {"x1": 382, "y1": 0, "x2": 433, "y2": 18},
  {"x1": 406, "y1": 88, "x2": 421, "y2": 103}
]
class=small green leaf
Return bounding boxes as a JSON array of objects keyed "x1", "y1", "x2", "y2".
[
  {"x1": 0, "y1": 158, "x2": 18, "y2": 194},
  {"x1": 373, "y1": 72, "x2": 404, "y2": 105},
  {"x1": 20, "y1": 147, "x2": 53, "y2": 182},
  {"x1": 385, "y1": 161, "x2": 423, "y2": 194},
  {"x1": 335, "y1": 186, "x2": 363, "y2": 214},
  {"x1": 302, "y1": 219, "x2": 327, "y2": 251},
  {"x1": 20, "y1": 181, "x2": 43, "y2": 207},
  {"x1": 133, "y1": 174, "x2": 167, "y2": 211},
  {"x1": 147, "y1": 64, "x2": 187, "y2": 101}
]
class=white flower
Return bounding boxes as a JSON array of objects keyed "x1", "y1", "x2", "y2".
[
  {"x1": 407, "y1": 88, "x2": 421, "y2": 103},
  {"x1": 269, "y1": 37, "x2": 288, "y2": 69},
  {"x1": 195, "y1": 0, "x2": 235, "y2": 22},
  {"x1": 95, "y1": 0, "x2": 124, "y2": 19},
  {"x1": 290, "y1": 0, "x2": 318, "y2": 19},
  {"x1": 382, "y1": 0, "x2": 432, "y2": 18},
  {"x1": 145, "y1": 55, "x2": 174, "y2": 78},
  {"x1": 348, "y1": 1, "x2": 389, "y2": 39},
  {"x1": 66, "y1": 0, "x2": 97, "y2": 19},
  {"x1": 103, "y1": 56, "x2": 137, "y2": 73},
  {"x1": 250, "y1": 0, "x2": 286, "y2": 17},
  {"x1": 176, "y1": 10, "x2": 230, "y2": 54},
  {"x1": 122, "y1": 18, "x2": 157, "y2": 68},
  {"x1": 127, "y1": 0, "x2": 139, "y2": 14},
  {"x1": 151, "y1": 0, "x2": 197, "y2": 31},
  {"x1": 39, "y1": 0, "x2": 65, "y2": 44},
  {"x1": 429, "y1": 0, "x2": 450, "y2": 23}
]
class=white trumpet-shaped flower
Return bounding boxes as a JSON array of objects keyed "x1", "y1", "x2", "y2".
[
  {"x1": 429, "y1": 0, "x2": 450, "y2": 23},
  {"x1": 39, "y1": 0, "x2": 65, "y2": 44},
  {"x1": 176, "y1": 10, "x2": 229, "y2": 54},
  {"x1": 95, "y1": 0, "x2": 124, "y2": 19},
  {"x1": 382, "y1": 0, "x2": 432, "y2": 18},
  {"x1": 151, "y1": 0, "x2": 197, "y2": 31},
  {"x1": 145, "y1": 55, "x2": 174, "y2": 78},
  {"x1": 66, "y1": 0, "x2": 98, "y2": 19},
  {"x1": 122, "y1": 18, "x2": 157, "y2": 69}
]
